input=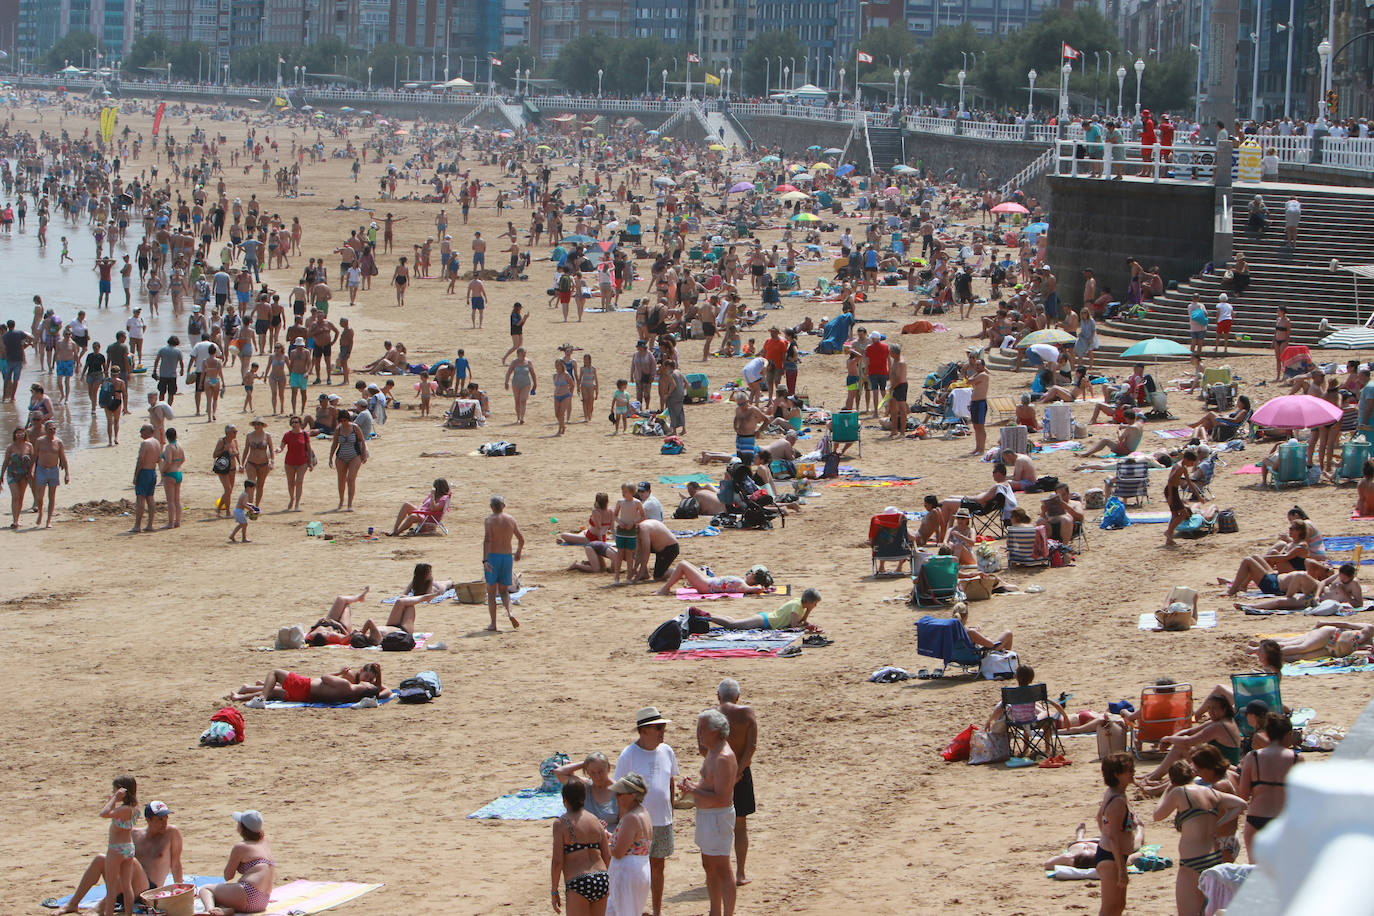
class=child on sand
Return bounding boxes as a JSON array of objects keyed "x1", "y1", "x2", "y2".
[
  {"x1": 97, "y1": 776, "x2": 139, "y2": 916},
  {"x1": 242, "y1": 361, "x2": 260, "y2": 412},
  {"x1": 230, "y1": 480, "x2": 257, "y2": 543},
  {"x1": 418, "y1": 371, "x2": 433, "y2": 417},
  {"x1": 612, "y1": 379, "x2": 631, "y2": 435},
  {"x1": 612, "y1": 482, "x2": 646, "y2": 584}
]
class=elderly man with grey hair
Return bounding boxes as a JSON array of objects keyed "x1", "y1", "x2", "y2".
[
  {"x1": 717, "y1": 678, "x2": 758, "y2": 886},
  {"x1": 681, "y1": 709, "x2": 738, "y2": 916},
  {"x1": 482, "y1": 494, "x2": 524, "y2": 631}
]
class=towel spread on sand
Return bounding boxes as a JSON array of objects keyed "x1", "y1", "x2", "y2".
[
  {"x1": 1233, "y1": 464, "x2": 1263, "y2": 474},
  {"x1": 1282, "y1": 656, "x2": 1374, "y2": 677},
  {"x1": 1138, "y1": 611, "x2": 1218, "y2": 630},
  {"x1": 1124, "y1": 510, "x2": 1172, "y2": 524},
  {"x1": 382, "y1": 588, "x2": 457, "y2": 605},
  {"x1": 659, "y1": 473, "x2": 717, "y2": 486},
  {"x1": 43, "y1": 878, "x2": 383, "y2": 914},
  {"x1": 468, "y1": 790, "x2": 566, "y2": 820},
  {"x1": 262, "y1": 694, "x2": 396, "y2": 710},
  {"x1": 1033, "y1": 441, "x2": 1083, "y2": 453},
  {"x1": 657, "y1": 629, "x2": 802, "y2": 659},
  {"x1": 1154, "y1": 428, "x2": 1195, "y2": 439},
  {"x1": 44, "y1": 876, "x2": 222, "y2": 909},
  {"x1": 674, "y1": 526, "x2": 721, "y2": 538},
  {"x1": 1322, "y1": 536, "x2": 1374, "y2": 552},
  {"x1": 1045, "y1": 845, "x2": 1165, "y2": 879},
  {"x1": 674, "y1": 585, "x2": 792, "y2": 600}
]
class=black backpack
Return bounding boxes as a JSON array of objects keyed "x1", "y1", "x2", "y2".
[
  {"x1": 673, "y1": 497, "x2": 700, "y2": 519},
  {"x1": 381, "y1": 630, "x2": 416, "y2": 652},
  {"x1": 397, "y1": 671, "x2": 441, "y2": 703},
  {"x1": 648, "y1": 617, "x2": 685, "y2": 652},
  {"x1": 97, "y1": 379, "x2": 115, "y2": 409}
]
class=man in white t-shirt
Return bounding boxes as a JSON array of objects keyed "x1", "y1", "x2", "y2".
[
  {"x1": 636, "y1": 481, "x2": 664, "y2": 522},
  {"x1": 1215, "y1": 292, "x2": 1234, "y2": 353},
  {"x1": 615, "y1": 706, "x2": 679, "y2": 916}
]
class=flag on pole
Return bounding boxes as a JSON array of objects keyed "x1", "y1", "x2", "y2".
[
  {"x1": 688, "y1": 53, "x2": 700, "y2": 63},
  {"x1": 705, "y1": 72, "x2": 721, "y2": 86},
  {"x1": 1061, "y1": 42, "x2": 1081, "y2": 60},
  {"x1": 490, "y1": 57, "x2": 503, "y2": 66},
  {"x1": 857, "y1": 51, "x2": 874, "y2": 64},
  {"x1": 277, "y1": 56, "x2": 285, "y2": 64}
]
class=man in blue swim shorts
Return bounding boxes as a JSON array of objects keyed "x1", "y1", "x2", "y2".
[
  {"x1": 482, "y1": 494, "x2": 525, "y2": 632},
  {"x1": 132, "y1": 424, "x2": 161, "y2": 532}
]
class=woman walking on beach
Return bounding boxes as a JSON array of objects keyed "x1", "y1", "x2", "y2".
[
  {"x1": 392, "y1": 256, "x2": 410, "y2": 307},
  {"x1": 242, "y1": 419, "x2": 275, "y2": 509},
  {"x1": 160, "y1": 427, "x2": 185, "y2": 529},
  {"x1": 2, "y1": 428, "x2": 34, "y2": 529},
  {"x1": 278, "y1": 416, "x2": 315, "y2": 512},
  {"x1": 212, "y1": 425, "x2": 240, "y2": 518},
  {"x1": 552, "y1": 359, "x2": 574, "y2": 435},
  {"x1": 505, "y1": 347, "x2": 536, "y2": 424},
  {"x1": 503, "y1": 302, "x2": 529, "y2": 364},
  {"x1": 329, "y1": 410, "x2": 368, "y2": 511},
  {"x1": 579, "y1": 354, "x2": 599, "y2": 422}
]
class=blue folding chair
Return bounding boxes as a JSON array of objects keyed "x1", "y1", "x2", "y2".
[{"x1": 915, "y1": 615, "x2": 986, "y2": 677}]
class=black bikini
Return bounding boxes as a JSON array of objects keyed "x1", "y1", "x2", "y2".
[
  {"x1": 560, "y1": 815, "x2": 609, "y2": 903},
  {"x1": 1244, "y1": 750, "x2": 1292, "y2": 830}
]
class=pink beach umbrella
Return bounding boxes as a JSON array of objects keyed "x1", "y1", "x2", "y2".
[
  {"x1": 991, "y1": 202, "x2": 1030, "y2": 215},
  {"x1": 1250, "y1": 394, "x2": 1343, "y2": 429}
]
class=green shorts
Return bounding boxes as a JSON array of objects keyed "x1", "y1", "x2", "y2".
[{"x1": 289, "y1": 372, "x2": 308, "y2": 390}]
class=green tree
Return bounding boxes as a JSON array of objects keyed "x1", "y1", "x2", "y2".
[
  {"x1": 167, "y1": 41, "x2": 213, "y2": 83},
  {"x1": 741, "y1": 30, "x2": 807, "y2": 96},
  {"x1": 364, "y1": 44, "x2": 415, "y2": 89},
  {"x1": 856, "y1": 25, "x2": 918, "y2": 78},
  {"x1": 41, "y1": 31, "x2": 99, "y2": 72},
  {"x1": 122, "y1": 34, "x2": 170, "y2": 77}
]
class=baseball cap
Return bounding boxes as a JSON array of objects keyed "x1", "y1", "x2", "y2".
[{"x1": 145, "y1": 801, "x2": 172, "y2": 818}]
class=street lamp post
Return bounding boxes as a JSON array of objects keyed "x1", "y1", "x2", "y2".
[
  {"x1": 1093, "y1": 51, "x2": 1100, "y2": 114},
  {"x1": 645, "y1": 57, "x2": 651, "y2": 96},
  {"x1": 902, "y1": 68, "x2": 910, "y2": 106},
  {"x1": 789, "y1": 58, "x2": 795, "y2": 89},
  {"x1": 783, "y1": 66, "x2": 790, "y2": 96},
  {"x1": 1192, "y1": 42, "x2": 1203, "y2": 126},
  {"x1": 662, "y1": 69, "x2": 668, "y2": 99},
  {"x1": 839, "y1": 67, "x2": 846, "y2": 102},
  {"x1": 1250, "y1": 0, "x2": 1263, "y2": 120},
  {"x1": 1133, "y1": 57, "x2": 1145, "y2": 118},
  {"x1": 725, "y1": 67, "x2": 733, "y2": 98},
  {"x1": 957, "y1": 69, "x2": 966, "y2": 115},
  {"x1": 597, "y1": 68, "x2": 603, "y2": 97},
  {"x1": 1060, "y1": 61, "x2": 1071, "y2": 121},
  {"x1": 1318, "y1": 39, "x2": 1332, "y2": 122},
  {"x1": 1116, "y1": 65, "x2": 1126, "y2": 119},
  {"x1": 766, "y1": 58, "x2": 770, "y2": 96},
  {"x1": 893, "y1": 68, "x2": 900, "y2": 104},
  {"x1": 223, "y1": 62, "x2": 228, "y2": 87},
  {"x1": 1027, "y1": 68, "x2": 1036, "y2": 117},
  {"x1": 367, "y1": 66, "x2": 372, "y2": 91}
]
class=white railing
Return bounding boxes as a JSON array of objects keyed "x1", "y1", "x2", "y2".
[
  {"x1": 1323, "y1": 136, "x2": 1374, "y2": 172},
  {"x1": 1260, "y1": 133, "x2": 1312, "y2": 164},
  {"x1": 1054, "y1": 139, "x2": 1217, "y2": 182},
  {"x1": 1000, "y1": 147, "x2": 1056, "y2": 196},
  {"x1": 905, "y1": 114, "x2": 957, "y2": 135},
  {"x1": 960, "y1": 120, "x2": 1025, "y2": 141}
]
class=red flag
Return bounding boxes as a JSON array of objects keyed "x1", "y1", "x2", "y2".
[
  {"x1": 490, "y1": 57, "x2": 502, "y2": 66},
  {"x1": 1062, "y1": 42, "x2": 1081, "y2": 60},
  {"x1": 151, "y1": 102, "x2": 165, "y2": 137},
  {"x1": 688, "y1": 53, "x2": 700, "y2": 63},
  {"x1": 857, "y1": 51, "x2": 874, "y2": 64}
]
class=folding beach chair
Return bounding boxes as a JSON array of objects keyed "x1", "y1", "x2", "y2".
[
  {"x1": 1006, "y1": 525, "x2": 1049, "y2": 568},
  {"x1": 869, "y1": 512, "x2": 915, "y2": 576},
  {"x1": 1272, "y1": 441, "x2": 1309, "y2": 489},
  {"x1": 968, "y1": 492, "x2": 1007, "y2": 541},
  {"x1": 1231, "y1": 673, "x2": 1283, "y2": 739},
  {"x1": 406, "y1": 494, "x2": 451, "y2": 536},
  {"x1": 990, "y1": 396, "x2": 1018, "y2": 425},
  {"x1": 913, "y1": 556, "x2": 962, "y2": 607},
  {"x1": 1001, "y1": 684, "x2": 1065, "y2": 760},
  {"x1": 915, "y1": 614, "x2": 985, "y2": 676},
  {"x1": 1129, "y1": 683, "x2": 1194, "y2": 759},
  {"x1": 831, "y1": 409, "x2": 861, "y2": 457},
  {"x1": 1110, "y1": 459, "x2": 1151, "y2": 506}
]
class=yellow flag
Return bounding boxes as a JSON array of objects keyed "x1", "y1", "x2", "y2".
[{"x1": 705, "y1": 73, "x2": 721, "y2": 86}]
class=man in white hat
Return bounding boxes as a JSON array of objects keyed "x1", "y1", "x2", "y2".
[
  {"x1": 1214, "y1": 292, "x2": 1233, "y2": 354},
  {"x1": 55, "y1": 801, "x2": 184, "y2": 914},
  {"x1": 615, "y1": 707, "x2": 679, "y2": 916}
]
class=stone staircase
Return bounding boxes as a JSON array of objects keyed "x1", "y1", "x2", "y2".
[
  {"x1": 703, "y1": 110, "x2": 748, "y2": 153},
  {"x1": 865, "y1": 125, "x2": 905, "y2": 174}
]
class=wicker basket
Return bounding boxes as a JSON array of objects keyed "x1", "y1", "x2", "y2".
[{"x1": 140, "y1": 883, "x2": 195, "y2": 916}]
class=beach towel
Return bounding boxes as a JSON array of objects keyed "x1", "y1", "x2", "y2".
[
  {"x1": 1154, "y1": 428, "x2": 1195, "y2": 439},
  {"x1": 827, "y1": 479, "x2": 923, "y2": 488},
  {"x1": 1033, "y1": 440, "x2": 1082, "y2": 453},
  {"x1": 1282, "y1": 656, "x2": 1374, "y2": 676},
  {"x1": 1124, "y1": 510, "x2": 1172, "y2": 524},
  {"x1": 261, "y1": 694, "x2": 395, "y2": 710},
  {"x1": 1138, "y1": 611, "x2": 1218, "y2": 630},
  {"x1": 657, "y1": 629, "x2": 802, "y2": 659},
  {"x1": 260, "y1": 880, "x2": 383, "y2": 915},
  {"x1": 660, "y1": 473, "x2": 716, "y2": 487},
  {"x1": 43, "y1": 876, "x2": 222, "y2": 909},
  {"x1": 674, "y1": 585, "x2": 791, "y2": 600},
  {"x1": 1233, "y1": 464, "x2": 1263, "y2": 474},
  {"x1": 1045, "y1": 845, "x2": 1165, "y2": 879},
  {"x1": 382, "y1": 589, "x2": 456, "y2": 605},
  {"x1": 1352, "y1": 512, "x2": 1374, "y2": 521},
  {"x1": 1321, "y1": 536, "x2": 1374, "y2": 552},
  {"x1": 674, "y1": 526, "x2": 721, "y2": 538},
  {"x1": 468, "y1": 790, "x2": 566, "y2": 820}
]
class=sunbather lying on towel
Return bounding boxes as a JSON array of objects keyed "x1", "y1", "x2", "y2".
[
  {"x1": 1080, "y1": 411, "x2": 1145, "y2": 458},
  {"x1": 1043, "y1": 821, "x2": 1146, "y2": 872},
  {"x1": 230, "y1": 663, "x2": 391, "y2": 703},
  {"x1": 654, "y1": 561, "x2": 773, "y2": 596},
  {"x1": 698, "y1": 588, "x2": 820, "y2": 630},
  {"x1": 1245, "y1": 621, "x2": 1374, "y2": 661},
  {"x1": 1233, "y1": 563, "x2": 1362, "y2": 613}
]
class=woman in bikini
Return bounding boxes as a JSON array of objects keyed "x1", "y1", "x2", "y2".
[
  {"x1": 551, "y1": 778, "x2": 611, "y2": 916},
  {"x1": 504, "y1": 347, "x2": 536, "y2": 424},
  {"x1": 1237, "y1": 713, "x2": 1298, "y2": 860},
  {"x1": 392, "y1": 256, "x2": 410, "y2": 306},
  {"x1": 383, "y1": 478, "x2": 451, "y2": 536},
  {"x1": 103, "y1": 372, "x2": 126, "y2": 446},
  {"x1": 1249, "y1": 621, "x2": 1374, "y2": 661},
  {"x1": 197, "y1": 811, "x2": 275, "y2": 916},
  {"x1": 1152, "y1": 761, "x2": 1245, "y2": 916},
  {"x1": 212, "y1": 425, "x2": 240, "y2": 518},
  {"x1": 305, "y1": 586, "x2": 436, "y2": 647},
  {"x1": 277, "y1": 415, "x2": 315, "y2": 512},
  {"x1": 160, "y1": 427, "x2": 185, "y2": 529},
  {"x1": 242, "y1": 419, "x2": 275, "y2": 509},
  {"x1": 562, "y1": 493, "x2": 619, "y2": 574},
  {"x1": 329, "y1": 410, "x2": 368, "y2": 511},
  {"x1": 2, "y1": 427, "x2": 34, "y2": 529},
  {"x1": 652, "y1": 561, "x2": 774, "y2": 596},
  {"x1": 579, "y1": 354, "x2": 599, "y2": 422},
  {"x1": 552, "y1": 360, "x2": 574, "y2": 435},
  {"x1": 230, "y1": 663, "x2": 389, "y2": 703},
  {"x1": 267, "y1": 343, "x2": 288, "y2": 414},
  {"x1": 1095, "y1": 753, "x2": 1139, "y2": 916},
  {"x1": 96, "y1": 776, "x2": 139, "y2": 916},
  {"x1": 201, "y1": 347, "x2": 225, "y2": 423}
]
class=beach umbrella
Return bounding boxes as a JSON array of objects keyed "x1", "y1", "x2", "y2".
[
  {"x1": 791, "y1": 213, "x2": 820, "y2": 222},
  {"x1": 708, "y1": 143, "x2": 727, "y2": 151},
  {"x1": 883, "y1": 185, "x2": 901, "y2": 197},
  {"x1": 1319, "y1": 327, "x2": 1374, "y2": 350},
  {"x1": 595, "y1": 240, "x2": 617, "y2": 253},
  {"x1": 680, "y1": 169, "x2": 699, "y2": 178},
  {"x1": 778, "y1": 190, "x2": 811, "y2": 202},
  {"x1": 646, "y1": 129, "x2": 661, "y2": 135},
  {"x1": 1017, "y1": 328, "x2": 1077, "y2": 347},
  {"x1": 991, "y1": 202, "x2": 1030, "y2": 215},
  {"x1": 729, "y1": 181, "x2": 755, "y2": 193},
  {"x1": 774, "y1": 183, "x2": 798, "y2": 193},
  {"x1": 360, "y1": 110, "x2": 372, "y2": 115},
  {"x1": 561, "y1": 234, "x2": 597, "y2": 245},
  {"x1": 892, "y1": 164, "x2": 917, "y2": 174},
  {"x1": 811, "y1": 162, "x2": 833, "y2": 171},
  {"x1": 536, "y1": 144, "x2": 553, "y2": 150},
  {"x1": 339, "y1": 106, "x2": 354, "y2": 112},
  {"x1": 247, "y1": 98, "x2": 262, "y2": 103},
  {"x1": 653, "y1": 176, "x2": 676, "y2": 187},
  {"x1": 835, "y1": 164, "x2": 856, "y2": 177},
  {"x1": 788, "y1": 163, "x2": 807, "y2": 173},
  {"x1": 392, "y1": 128, "x2": 408, "y2": 134},
  {"x1": 793, "y1": 173, "x2": 814, "y2": 183},
  {"x1": 807, "y1": 144, "x2": 823, "y2": 151},
  {"x1": 823, "y1": 147, "x2": 844, "y2": 156},
  {"x1": 1121, "y1": 338, "x2": 1191, "y2": 359},
  {"x1": 758, "y1": 154, "x2": 780, "y2": 164},
  {"x1": 1251, "y1": 394, "x2": 1344, "y2": 429},
  {"x1": 300, "y1": 104, "x2": 313, "y2": 111}
]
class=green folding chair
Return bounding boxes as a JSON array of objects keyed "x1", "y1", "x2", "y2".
[{"x1": 1231, "y1": 673, "x2": 1282, "y2": 738}]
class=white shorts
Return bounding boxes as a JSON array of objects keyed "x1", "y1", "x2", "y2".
[{"x1": 694, "y1": 805, "x2": 735, "y2": 856}]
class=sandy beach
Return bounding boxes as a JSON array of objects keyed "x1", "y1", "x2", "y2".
[{"x1": 3, "y1": 98, "x2": 1368, "y2": 916}]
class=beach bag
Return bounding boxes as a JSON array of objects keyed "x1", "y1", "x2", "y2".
[
  {"x1": 540, "y1": 752, "x2": 570, "y2": 793},
  {"x1": 397, "y1": 670, "x2": 441, "y2": 703},
  {"x1": 212, "y1": 452, "x2": 232, "y2": 475},
  {"x1": 686, "y1": 607, "x2": 711, "y2": 634},
  {"x1": 661, "y1": 436, "x2": 684, "y2": 455},
  {"x1": 1048, "y1": 542, "x2": 1074, "y2": 567},
  {"x1": 770, "y1": 458, "x2": 797, "y2": 479},
  {"x1": 822, "y1": 453, "x2": 841, "y2": 478},
  {"x1": 97, "y1": 378, "x2": 115, "y2": 409},
  {"x1": 941, "y1": 724, "x2": 976, "y2": 762},
  {"x1": 673, "y1": 497, "x2": 700, "y2": 519},
  {"x1": 479, "y1": 440, "x2": 518, "y2": 456},
  {"x1": 275, "y1": 625, "x2": 306, "y2": 650},
  {"x1": 648, "y1": 617, "x2": 684, "y2": 652},
  {"x1": 969, "y1": 727, "x2": 1011, "y2": 765},
  {"x1": 381, "y1": 630, "x2": 416, "y2": 651},
  {"x1": 1100, "y1": 496, "x2": 1128, "y2": 530},
  {"x1": 980, "y1": 649, "x2": 1019, "y2": 680},
  {"x1": 1217, "y1": 508, "x2": 1238, "y2": 533},
  {"x1": 1157, "y1": 602, "x2": 1194, "y2": 631},
  {"x1": 1084, "y1": 487, "x2": 1106, "y2": 510},
  {"x1": 1097, "y1": 720, "x2": 1128, "y2": 759}
]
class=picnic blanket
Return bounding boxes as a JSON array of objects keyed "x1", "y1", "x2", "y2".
[
  {"x1": 674, "y1": 585, "x2": 791, "y2": 600},
  {"x1": 1033, "y1": 440, "x2": 1083, "y2": 453},
  {"x1": 1046, "y1": 845, "x2": 1166, "y2": 879},
  {"x1": 1138, "y1": 611, "x2": 1218, "y2": 630},
  {"x1": 43, "y1": 878, "x2": 382, "y2": 914},
  {"x1": 1154, "y1": 428, "x2": 1195, "y2": 439},
  {"x1": 468, "y1": 790, "x2": 565, "y2": 820},
  {"x1": 43, "y1": 876, "x2": 222, "y2": 909},
  {"x1": 1282, "y1": 655, "x2": 1374, "y2": 677},
  {"x1": 1125, "y1": 510, "x2": 1172, "y2": 524},
  {"x1": 657, "y1": 628, "x2": 802, "y2": 659},
  {"x1": 660, "y1": 473, "x2": 716, "y2": 487},
  {"x1": 382, "y1": 589, "x2": 456, "y2": 605},
  {"x1": 261, "y1": 694, "x2": 395, "y2": 710}
]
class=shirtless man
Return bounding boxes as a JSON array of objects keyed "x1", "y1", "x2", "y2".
[
  {"x1": 482, "y1": 494, "x2": 524, "y2": 631},
  {"x1": 887, "y1": 343, "x2": 910, "y2": 437},
  {"x1": 471, "y1": 231, "x2": 487, "y2": 272},
  {"x1": 1001, "y1": 449, "x2": 1038, "y2": 492},
  {"x1": 310, "y1": 276, "x2": 332, "y2": 319},
  {"x1": 289, "y1": 280, "x2": 308, "y2": 323},
  {"x1": 132, "y1": 424, "x2": 161, "y2": 532},
  {"x1": 308, "y1": 312, "x2": 339, "y2": 385},
  {"x1": 732, "y1": 392, "x2": 769, "y2": 463},
  {"x1": 966, "y1": 358, "x2": 990, "y2": 457},
  {"x1": 680, "y1": 709, "x2": 738, "y2": 916},
  {"x1": 466, "y1": 275, "x2": 487, "y2": 329},
  {"x1": 1234, "y1": 563, "x2": 1363, "y2": 612},
  {"x1": 716, "y1": 679, "x2": 758, "y2": 887},
  {"x1": 287, "y1": 342, "x2": 312, "y2": 414},
  {"x1": 253, "y1": 296, "x2": 273, "y2": 352},
  {"x1": 635, "y1": 518, "x2": 681, "y2": 581},
  {"x1": 337, "y1": 318, "x2": 355, "y2": 386},
  {"x1": 33, "y1": 420, "x2": 69, "y2": 528},
  {"x1": 57, "y1": 800, "x2": 184, "y2": 915},
  {"x1": 1081, "y1": 410, "x2": 1145, "y2": 458},
  {"x1": 915, "y1": 494, "x2": 947, "y2": 545},
  {"x1": 685, "y1": 481, "x2": 726, "y2": 515}
]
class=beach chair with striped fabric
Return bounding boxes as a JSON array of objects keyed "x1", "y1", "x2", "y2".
[
  {"x1": 990, "y1": 396, "x2": 1018, "y2": 425},
  {"x1": 1109, "y1": 458, "x2": 1150, "y2": 506},
  {"x1": 1129, "y1": 683, "x2": 1194, "y2": 759},
  {"x1": 1006, "y1": 525, "x2": 1049, "y2": 568}
]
